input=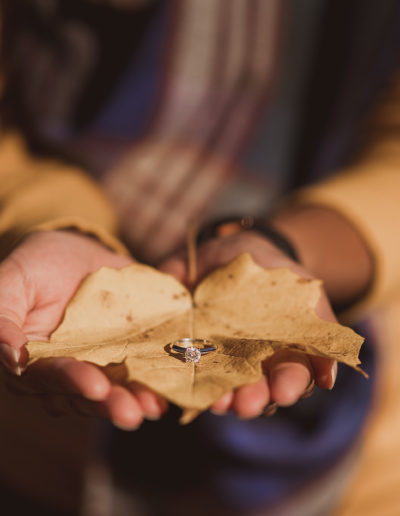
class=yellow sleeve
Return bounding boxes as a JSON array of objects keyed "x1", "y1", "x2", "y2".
[
  {"x1": 0, "y1": 9, "x2": 127, "y2": 258},
  {"x1": 0, "y1": 130, "x2": 128, "y2": 260},
  {"x1": 295, "y1": 69, "x2": 400, "y2": 320}
]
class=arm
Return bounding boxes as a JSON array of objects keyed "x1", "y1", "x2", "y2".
[
  {"x1": 161, "y1": 67, "x2": 400, "y2": 418},
  {"x1": 0, "y1": 131, "x2": 127, "y2": 258},
  {"x1": 0, "y1": 132, "x2": 167, "y2": 428},
  {"x1": 270, "y1": 206, "x2": 373, "y2": 313},
  {"x1": 285, "y1": 68, "x2": 400, "y2": 320}
]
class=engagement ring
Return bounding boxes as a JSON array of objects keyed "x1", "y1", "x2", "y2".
[{"x1": 172, "y1": 338, "x2": 216, "y2": 363}]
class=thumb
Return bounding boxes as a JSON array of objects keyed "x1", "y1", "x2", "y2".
[
  {"x1": 0, "y1": 258, "x2": 30, "y2": 374},
  {"x1": 0, "y1": 316, "x2": 27, "y2": 375}
]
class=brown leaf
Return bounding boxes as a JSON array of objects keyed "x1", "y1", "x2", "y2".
[{"x1": 26, "y1": 254, "x2": 365, "y2": 423}]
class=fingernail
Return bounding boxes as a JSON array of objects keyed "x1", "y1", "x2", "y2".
[
  {"x1": 329, "y1": 361, "x2": 338, "y2": 390},
  {"x1": 0, "y1": 343, "x2": 21, "y2": 375},
  {"x1": 143, "y1": 397, "x2": 167, "y2": 420}
]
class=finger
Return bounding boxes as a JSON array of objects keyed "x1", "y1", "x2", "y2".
[
  {"x1": 0, "y1": 257, "x2": 44, "y2": 373},
  {"x1": 194, "y1": 240, "x2": 228, "y2": 282},
  {"x1": 232, "y1": 376, "x2": 270, "y2": 419},
  {"x1": 128, "y1": 382, "x2": 168, "y2": 420},
  {"x1": 159, "y1": 256, "x2": 187, "y2": 283},
  {"x1": 0, "y1": 316, "x2": 28, "y2": 373},
  {"x1": 100, "y1": 385, "x2": 144, "y2": 430},
  {"x1": 193, "y1": 232, "x2": 285, "y2": 283},
  {"x1": 267, "y1": 352, "x2": 312, "y2": 406},
  {"x1": 311, "y1": 356, "x2": 337, "y2": 390},
  {"x1": 27, "y1": 358, "x2": 111, "y2": 401},
  {"x1": 210, "y1": 391, "x2": 234, "y2": 415},
  {"x1": 315, "y1": 293, "x2": 337, "y2": 322}
]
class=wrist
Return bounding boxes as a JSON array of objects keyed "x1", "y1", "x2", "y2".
[
  {"x1": 269, "y1": 206, "x2": 374, "y2": 310},
  {"x1": 198, "y1": 216, "x2": 299, "y2": 263},
  {"x1": 24, "y1": 230, "x2": 133, "y2": 270}
]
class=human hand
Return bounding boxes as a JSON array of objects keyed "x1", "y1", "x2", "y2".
[
  {"x1": 0, "y1": 231, "x2": 167, "y2": 429},
  {"x1": 160, "y1": 230, "x2": 337, "y2": 419}
]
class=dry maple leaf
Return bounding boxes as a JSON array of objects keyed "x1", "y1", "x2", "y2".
[{"x1": 26, "y1": 253, "x2": 365, "y2": 423}]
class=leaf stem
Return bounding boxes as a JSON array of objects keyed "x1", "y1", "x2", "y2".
[
  {"x1": 187, "y1": 221, "x2": 198, "y2": 289},
  {"x1": 187, "y1": 221, "x2": 198, "y2": 339}
]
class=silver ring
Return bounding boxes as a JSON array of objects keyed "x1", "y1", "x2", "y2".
[{"x1": 172, "y1": 338, "x2": 216, "y2": 363}]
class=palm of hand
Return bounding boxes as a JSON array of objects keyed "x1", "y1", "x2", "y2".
[
  {"x1": 160, "y1": 230, "x2": 337, "y2": 418},
  {"x1": 0, "y1": 231, "x2": 166, "y2": 428},
  {"x1": 1, "y1": 231, "x2": 130, "y2": 342},
  {"x1": 0, "y1": 229, "x2": 337, "y2": 426}
]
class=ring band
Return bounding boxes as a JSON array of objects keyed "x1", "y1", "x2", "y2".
[{"x1": 172, "y1": 338, "x2": 216, "y2": 363}]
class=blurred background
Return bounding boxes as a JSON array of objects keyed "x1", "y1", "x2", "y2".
[{"x1": 1, "y1": 0, "x2": 400, "y2": 515}]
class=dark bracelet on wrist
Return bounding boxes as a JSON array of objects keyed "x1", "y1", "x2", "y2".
[{"x1": 197, "y1": 215, "x2": 300, "y2": 263}]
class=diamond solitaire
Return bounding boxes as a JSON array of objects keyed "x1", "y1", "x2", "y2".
[
  {"x1": 185, "y1": 346, "x2": 202, "y2": 363},
  {"x1": 171, "y1": 338, "x2": 216, "y2": 363}
]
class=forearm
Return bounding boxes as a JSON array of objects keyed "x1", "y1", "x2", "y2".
[
  {"x1": 271, "y1": 206, "x2": 374, "y2": 311},
  {"x1": 272, "y1": 69, "x2": 400, "y2": 319}
]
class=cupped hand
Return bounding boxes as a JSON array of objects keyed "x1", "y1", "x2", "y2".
[
  {"x1": 160, "y1": 230, "x2": 337, "y2": 419},
  {"x1": 0, "y1": 230, "x2": 167, "y2": 429}
]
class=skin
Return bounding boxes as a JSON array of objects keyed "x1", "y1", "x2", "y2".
[
  {"x1": 160, "y1": 228, "x2": 338, "y2": 418},
  {"x1": 161, "y1": 205, "x2": 373, "y2": 418},
  {"x1": 0, "y1": 205, "x2": 373, "y2": 428},
  {"x1": 0, "y1": 231, "x2": 167, "y2": 429}
]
